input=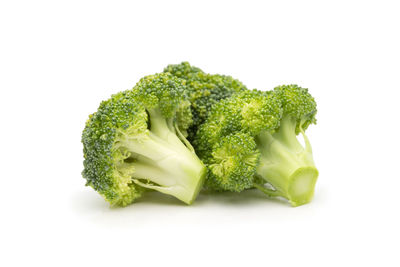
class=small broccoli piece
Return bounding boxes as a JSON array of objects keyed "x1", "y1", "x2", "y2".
[
  {"x1": 195, "y1": 86, "x2": 318, "y2": 206},
  {"x1": 82, "y1": 73, "x2": 206, "y2": 206},
  {"x1": 195, "y1": 89, "x2": 282, "y2": 191},
  {"x1": 208, "y1": 132, "x2": 260, "y2": 192},
  {"x1": 164, "y1": 62, "x2": 247, "y2": 140},
  {"x1": 255, "y1": 85, "x2": 318, "y2": 206}
]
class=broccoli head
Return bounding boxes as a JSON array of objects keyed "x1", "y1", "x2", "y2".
[{"x1": 82, "y1": 73, "x2": 206, "y2": 206}]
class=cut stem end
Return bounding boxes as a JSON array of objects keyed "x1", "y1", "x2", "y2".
[{"x1": 288, "y1": 167, "x2": 318, "y2": 206}]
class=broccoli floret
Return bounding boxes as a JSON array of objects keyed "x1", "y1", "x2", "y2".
[
  {"x1": 195, "y1": 89, "x2": 281, "y2": 191},
  {"x1": 195, "y1": 85, "x2": 318, "y2": 206},
  {"x1": 164, "y1": 62, "x2": 247, "y2": 140},
  {"x1": 208, "y1": 132, "x2": 260, "y2": 192},
  {"x1": 82, "y1": 73, "x2": 206, "y2": 206}
]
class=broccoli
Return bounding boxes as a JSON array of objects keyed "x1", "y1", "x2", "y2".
[
  {"x1": 194, "y1": 85, "x2": 318, "y2": 206},
  {"x1": 82, "y1": 73, "x2": 206, "y2": 206},
  {"x1": 164, "y1": 62, "x2": 247, "y2": 140}
]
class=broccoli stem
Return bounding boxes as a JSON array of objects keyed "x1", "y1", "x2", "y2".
[
  {"x1": 148, "y1": 109, "x2": 181, "y2": 145},
  {"x1": 132, "y1": 156, "x2": 206, "y2": 205},
  {"x1": 119, "y1": 109, "x2": 206, "y2": 204},
  {"x1": 255, "y1": 115, "x2": 318, "y2": 206}
]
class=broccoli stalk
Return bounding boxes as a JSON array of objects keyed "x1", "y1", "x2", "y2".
[
  {"x1": 254, "y1": 115, "x2": 318, "y2": 206},
  {"x1": 120, "y1": 108, "x2": 206, "y2": 204}
]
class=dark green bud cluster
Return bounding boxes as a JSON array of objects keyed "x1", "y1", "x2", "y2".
[{"x1": 164, "y1": 62, "x2": 248, "y2": 140}]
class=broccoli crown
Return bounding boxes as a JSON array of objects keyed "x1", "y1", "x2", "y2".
[
  {"x1": 273, "y1": 84, "x2": 317, "y2": 133},
  {"x1": 82, "y1": 90, "x2": 147, "y2": 206},
  {"x1": 164, "y1": 62, "x2": 248, "y2": 139},
  {"x1": 82, "y1": 73, "x2": 205, "y2": 206}
]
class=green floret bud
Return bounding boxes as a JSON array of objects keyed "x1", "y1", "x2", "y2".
[
  {"x1": 133, "y1": 72, "x2": 194, "y2": 138},
  {"x1": 237, "y1": 90, "x2": 282, "y2": 135},
  {"x1": 207, "y1": 133, "x2": 260, "y2": 192},
  {"x1": 82, "y1": 74, "x2": 206, "y2": 206},
  {"x1": 133, "y1": 72, "x2": 188, "y2": 118},
  {"x1": 163, "y1": 61, "x2": 203, "y2": 80},
  {"x1": 273, "y1": 84, "x2": 317, "y2": 133}
]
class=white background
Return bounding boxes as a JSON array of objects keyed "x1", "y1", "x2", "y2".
[{"x1": 1, "y1": 0, "x2": 399, "y2": 266}]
